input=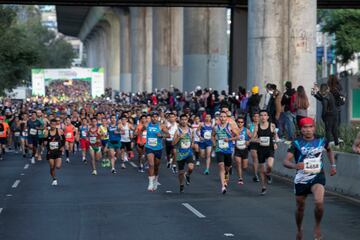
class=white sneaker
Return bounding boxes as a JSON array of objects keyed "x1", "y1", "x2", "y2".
[
  {"x1": 124, "y1": 154, "x2": 128, "y2": 162},
  {"x1": 147, "y1": 176, "x2": 155, "y2": 191},
  {"x1": 211, "y1": 151, "x2": 215, "y2": 158},
  {"x1": 196, "y1": 161, "x2": 200, "y2": 166},
  {"x1": 66, "y1": 158, "x2": 70, "y2": 163},
  {"x1": 121, "y1": 163, "x2": 126, "y2": 169},
  {"x1": 51, "y1": 179, "x2": 58, "y2": 186},
  {"x1": 92, "y1": 169, "x2": 97, "y2": 175},
  {"x1": 31, "y1": 157, "x2": 35, "y2": 164}
]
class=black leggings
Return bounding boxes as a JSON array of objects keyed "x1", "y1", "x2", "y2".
[{"x1": 323, "y1": 115, "x2": 339, "y2": 145}]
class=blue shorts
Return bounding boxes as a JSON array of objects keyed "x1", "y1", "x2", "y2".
[
  {"x1": 108, "y1": 140, "x2": 121, "y2": 149},
  {"x1": 101, "y1": 140, "x2": 109, "y2": 148},
  {"x1": 199, "y1": 141, "x2": 212, "y2": 150},
  {"x1": 145, "y1": 147, "x2": 163, "y2": 159},
  {"x1": 194, "y1": 141, "x2": 201, "y2": 146},
  {"x1": 27, "y1": 135, "x2": 38, "y2": 147}
]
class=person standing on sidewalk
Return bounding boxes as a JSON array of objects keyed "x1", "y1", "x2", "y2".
[{"x1": 280, "y1": 81, "x2": 296, "y2": 140}]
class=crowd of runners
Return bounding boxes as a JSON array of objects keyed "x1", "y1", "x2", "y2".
[{"x1": 0, "y1": 79, "x2": 342, "y2": 240}]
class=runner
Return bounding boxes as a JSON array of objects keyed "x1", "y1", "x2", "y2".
[
  {"x1": 44, "y1": 119, "x2": 65, "y2": 186},
  {"x1": 107, "y1": 115, "x2": 122, "y2": 174},
  {"x1": 99, "y1": 118, "x2": 110, "y2": 168},
  {"x1": 172, "y1": 114, "x2": 194, "y2": 193},
  {"x1": 145, "y1": 111, "x2": 169, "y2": 192},
  {"x1": 0, "y1": 116, "x2": 10, "y2": 160},
  {"x1": 79, "y1": 118, "x2": 90, "y2": 163},
  {"x1": 191, "y1": 115, "x2": 201, "y2": 166},
  {"x1": 27, "y1": 112, "x2": 41, "y2": 164},
  {"x1": 63, "y1": 117, "x2": 78, "y2": 163},
  {"x1": 120, "y1": 115, "x2": 134, "y2": 169},
  {"x1": 71, "y1": 111, "x2": 82, "y2": 153},
  {"x1": 11, "y1": 116, "x2": 22, "y2": 153},
  {"x1": 252, "y1": 110, "x2": 278, "y2": 195},
  {"x1": 88, "y1": 118, "x2": 102, "y2": 175},
  {"x1": 20, "y1": 114, "x2": 29, "y2": 158},
  {"x1": 234, "y1": 116, "x2": 252, "y2": 185},
  {"x1": 135, "y1": 115, "x2": 148, "y2": 172},
  {"x1": 283, "y1": 117, "x2": 336, "y2": 240},
  {"x1": 165, "y1": 112, "x2": 178, "y2": 173},
  {"x1": 36, "y1": 110, "x2": 47, "y2": 161},
  {"x1": 248, "y1": 112, "x2": 260, "y2": 182},
  {"x1": 198, "y1": 113, "x2": 213, "y2": 175},
  {"x1": 212, "y1": 111, "x2": 239, "y2": 194}
]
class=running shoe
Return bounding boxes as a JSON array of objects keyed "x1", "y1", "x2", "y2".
[
  {"x1": 172, "y1": 165, "x2": 177, "y2": 174},
  {"x1": 121, "y1": 163, "x2": 126, "y2": 169},
  {"x1": 253, "y1": 175, "x2": 260, "y2": 182},
  {"x1": 267, "y1": 175, "x2": 273, "y2": 184},
  {"x1": 261, "y1": 188, "x2": 267, "y2": 196},
  {"x1": 166, "y1": 162, "x2": 171, "y2": 168},
  {"x1": 195, "y1": 161, "x2": 200, "y2": 166},
  {"x1": 138, "y1": 166, "x2": 144, "y2": 173},
  {"x1": 66, "y1": 158, "x2": 70, "y2": 163},
  {"x1": 123, "y1": 154, "x2": 129, "y2": 162},
  {"x1": 147, "y1": 178, "x2": 154, "y2": 191},
  {"x1": 111, "y1": 168, "x2": 117, "y2": 174},
  {"x1": 222, "y1": 186, "x2": 227, "y2": 195},
  {"x1": 82, "y1": 158, "x2": 87, "y2": 164},
  {"x1": 185, "y1": 173, "x2": 191, "y2": 185},
  {"x1": 180, "y1": 185, "x2": 185, "y2": 193},
  {"x1": 31, "y1": 157, "x2": 35, "y2": 164},
  {"x1": 51, "y1": 179, "x2": 58, "y2": 186},
  {"x1": 204, "y1": 168, "x2": 209, "y2": 175},
  {"x1": 238, "y1": 178, "x2": 244, "y2": 185},
  {"x1": 92, "y1": 170, "x2": 97, "y2": 176}
]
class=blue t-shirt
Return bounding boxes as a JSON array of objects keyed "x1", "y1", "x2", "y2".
[{"x1": 145, "y1": 122, "x2": 163, "y2": 150}]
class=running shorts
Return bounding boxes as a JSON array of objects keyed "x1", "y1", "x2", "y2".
[
  {"x1": 257, "y1": 148, "x2": 274, "y2": 164},
  {"x1": 294, "y1": 173, "x2": 326, "y2": 196},
  {"x1": 145, "y1": 147, "x2": 162, "y2": 159},
  {"x1": 234, "y1": 149, "x2": 249, "y2": 159},
  {"x1": 80, "y1": 139, "x2": 89, "y2": 150},
  {"x1": 108, "y1": 140, "x2": 121, "y2": 150},
  {"x1": 165, "y1": 141, "x2": 174, "y2": 154},
  {"x1": 177, "y1": 156, "x2": 195, "y2": 171},
  {"x1": 215, "y1": 152, "x2": 232, "y2": 167}
]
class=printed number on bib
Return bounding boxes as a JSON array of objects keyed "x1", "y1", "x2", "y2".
[
  {"x1": 236, "y1": 140, "x2": 246, "y2": 150},
  {"x1": 14, "y1": 132, "x2": 20, "y2": 137},
  {"x1": 30, "y1": 128, "x2": 37, "y2": 135},
  {"x1": 259, "y1": 137, "x2": 270, "y2": 147},
  {"x1": 148, "y1": 138, "x2": 158, "y2": 147},
  {"x1": 66, "y1": 132, "x2": 72, "y2": 139},
  {"x1": 81, "y1": 131, "x2": 87, "y2": 137},
  {"x1": 89, "y1": 136, "x2": 97, "y2": 144},
  {"x1": 181, "y1": 140, "x2": 191, "y2": 149},
  {"x1": 303, "y1": 157, "x2": 321, "y2": 174},
  {"x1": 23, "y1": 131, "x2": 28, "y2": 137},
  {"x1": 49, "y1": 142, "x2": 59, "y2": 150},
  {"x1": 204, "y1": 131, "x2": 212, "y2": 140},
  {"x1": 218, "y1": 140, "x2": 229, "y2": 149}
]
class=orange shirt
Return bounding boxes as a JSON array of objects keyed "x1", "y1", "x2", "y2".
[
  {"x1": 0, "y1": 122, "x2": 9, "y2": 138},
  {"x1": 64, "y1": 125, "x2": 75, "y2": 142},
  {"x1": 136, "y1": 124, "x2": 147, "y2": 145}
]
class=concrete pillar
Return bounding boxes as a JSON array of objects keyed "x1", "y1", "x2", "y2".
[
  {"x1": 288, "y1": 0, "x2": 317, "y2": 117},
  {"x1": 184, "y1": 8, "x2": 228, "y2": 92},
  {"x1": 153, "y1": 7, "x2": 183, "y2": 90},
  {"x1": 119, "y1": 8, "x2": 132, "y2": 93},
  {"x1": 144, "y1": 7, "x2": 153, "y2": 92},
  {"x1": 229, "y1": 8, "x2": 247, "y2": 92},
  {"x1": 130, "y1": 7, "x2": 145, "y2": 92},
  {"x1": 247, "y1": 0, "x2": 284, "y2": 93},
  {"x1": 97, "y1": 28, "x2": 108, "y2": 87}
]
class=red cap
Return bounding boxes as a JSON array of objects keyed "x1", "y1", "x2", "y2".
[
  {"x1": 299, "y1": 117, "x2": 315, "y2": 128},
  {"x1": 0, "y1": 116, "x2": 4, "y2": 120}
]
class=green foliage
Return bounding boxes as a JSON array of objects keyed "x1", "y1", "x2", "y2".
[
  {"x1": 0, "y1": 5, "x2": 75, "y2": 96},
  {"x1": 320, "y1": 9, "x2": 360, "y2": 65}
]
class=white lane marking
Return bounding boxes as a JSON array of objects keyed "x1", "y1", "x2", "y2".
[
  {"x1": 6, "y1": 194, "x2": 12, "y2": 197},
  {"x1": 166, "y1": 190, "x2": 172, "y2": 193},
  {"x1": 20, "y1": 173, "x2": 25, "y2": 176},
  {"x1": 224, "y1": 233, "x2": 235, "y2": 237},
  {"x1": 12, "y1": 180, "x2": 21, "y2": 188},
  {"x1": 24, "y1": 164, "x2": 29, "y2": 169},
  {"x1": 182, "y1": 203, "x2": 206, "y2": 218},
  {"x1": 129, "y1": 161, "x2": 138, "y2": 168},
  {"x1": 0, "y1": 208, "x2": 3, "y2": 214}
]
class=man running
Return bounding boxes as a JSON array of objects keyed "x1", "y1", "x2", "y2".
[
  {"x1": 135, "y1": 115, "x2": 148, "y2": 172},
  {"x1": 44, "y1": 119, "x2": 65, "y2": 186},
  {"x1": 88, "y1": 118, "x2": 102, "y2": 175},
  {"x1": 120, "y1": 115, "x2": 134, "y2": 169},
  {"x1": 145, "y1": 111, "x2": 169, "y2": 192},
  {"x1": 191, "y1": 115, "x2": 201, "y2": 166},
  {"x1": 172, "y1": 114, "x2": 194, "y2": 193},
  {"x1": 212, "y1": 111, "x2": 239, "y2": 194},
  {"x1": 234, "y1": 116, "x2": 251, "y2": 185},
  {"x1": 108, "y1": 115, "x2": 122, "y2": 174},
  {"x1": 27, "y1": 112, "x2": 42, "y2": 164},
  {"x1": 99, "y1": 118, "x2": 110, "y2": 168},
  {"x1": 165, "y1": 112, "x2": 178, "y2": 173},
  {"x1": 283, "y1": 117, "x2": 336, "y2": 240},
  {"x1": 79, "y1": 118, "x2": 90, "y2": 163},
  {"x1": 198, "y1": 113, "x2": 213, "y2": 175},
  {"x1": 0, "y1": 116, "x2": 10, "y2": 160},
  {"x1": 252, "y1": 110, "x2": 278, "y2": 195}
]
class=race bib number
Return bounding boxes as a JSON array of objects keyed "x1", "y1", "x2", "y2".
[
  {"x1": 303, "y1": 157, "x2": 321, "y2": 174},
  {"x1": 181, "y1": 140, "x2": 191, "y2": 149},
  {"x1": 148, "y1": 138, "x2": 158, "y2": 147},
  {"x1": 89, "y1": 136, "x2": 97, "y2": 144},
  {"x1": 14, "y1": 132, "x2": 20, "y2": 137},
  {"x1": 66, "y1": 132, "x2": 72, "y2": 139},
  {"x1": 236, "y1": 140, "x2": 246, "y2": 150},
  {"x1": 204, "y1": 131, "x2": 212, "y2": 140},
  {"x1": 81, "y1": 131, "x2": 87, "y2": 137},
  {"x1": 49, "y1": 142, "x2": 59, "y2": 150},
  {"x1": 23, "y1": 131, "x2": 28, "y2": 137},
  {"x1": 218, "y1": 140, "x2": 229, "y2": 149},
  {"x1": 142, "y1": 131, "x2": 147, "y2": 138},
  {"x1": 30, "y1": 128, "x2": 37, "y2": 135},
  {"x1": 259, "y1": 137, "x2": 270, "y2": 147}
]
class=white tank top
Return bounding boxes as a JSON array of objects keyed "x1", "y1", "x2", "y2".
[
  {"x1": 121, "y1": 123, "x2": 131, "y2": 142},
  {"x1": 192, "y1": 123, "x2": 200, "y2": 142},
  {"x1": 166, "y1": 122, "x2": 178, "y2": 141}
]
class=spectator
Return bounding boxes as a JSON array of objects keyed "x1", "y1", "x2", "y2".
[
  {"x1": 247, "y1": 86, "x2": 262, "y2": 119},
  {"x1": 280, "y1": 81, "x2": 296, "y2": 140},
  {"x1": 352, "y1": 132, "x2": 360, "y2": 154},
  {"x1": 294, "y1": 85, "x2": 309, "y2": 128},
  {"x1": 313, "y1": 83, "x2": 339, "y2": 146}
]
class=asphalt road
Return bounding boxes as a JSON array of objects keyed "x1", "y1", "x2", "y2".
[{"x1": 0, "y1": 149, "x2": 359, "y2": 240}]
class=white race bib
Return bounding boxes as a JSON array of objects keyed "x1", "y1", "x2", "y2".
[
  {"x1": 303, "y1": 157, "x2": 321, "y2": 174},
  {"x1": 30, "y1": 128, "x2": 37, "y2": 135},
  {"x1": 49, "y1": 142, "x2": 59, "y2": 150},
  {"x1": 148, "y1": 138, "x2": 158, "y2": 147},
  {"x1": 14, "y1": 132, "x2": 20, "y2": 137},
  {"x1": 181, "y1": 140, "x2": 191, "y2": 149},
  {"x1": 142, "y1": 131, "x2": 147, "y2": 138},
  {"x1": 259, "y1": 137, "x2": 270, "y2": 147},
  {"x1": 218, "y1": 140, "x2": 229, "y2": 149},
  {"x1": 204, "y1": 131, "x2": 212, "y2": 140},
  {"x1": 23, "y1": 131, "x2": 28, "y2": 137},
  {"x1": 89, "y1": 136, "x2": 97, "y2": 144},
  {"x1": 236, "y1": 140, "x2": 246, "y2": 150},
  {"x1": 81, "y1": 131, "x2": 87, "y2": 137}
]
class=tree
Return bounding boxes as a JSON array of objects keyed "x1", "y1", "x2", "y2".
[{"x1": 320, "y1": 9, "x2": 360, "y2": 65}]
